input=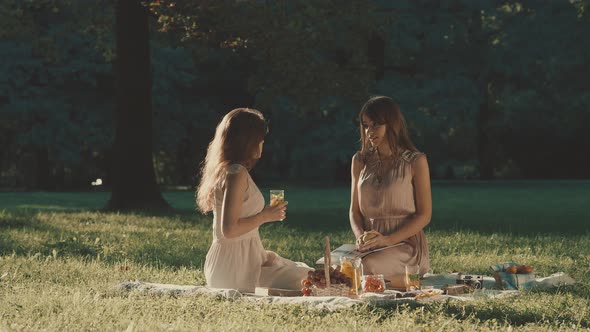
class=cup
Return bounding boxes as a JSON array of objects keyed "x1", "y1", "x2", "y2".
[
  {"x1": 269, "y1": 189, "x2": 284, "y2": 207},
  {"x1": 405, "y1": 265, "x2": 420, "y2": 291},
  {"x1": 340, "y1": 256, "x2": 363, "y2": 295}
]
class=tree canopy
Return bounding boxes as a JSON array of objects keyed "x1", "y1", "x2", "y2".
[{"x1": 1, "y1": 0, "x2": 589, "y2": 190}]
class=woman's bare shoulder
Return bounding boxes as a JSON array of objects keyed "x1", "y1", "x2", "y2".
[{"x1": 352, "y1": 151, "x2": 362, "y2": 162}]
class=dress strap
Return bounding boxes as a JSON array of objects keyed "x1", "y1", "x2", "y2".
[
  {"x1": 220, "y1": 164, "x2": 249, "y2": 192},
  {"x1": 227, "y1": 163, "x2": 246, "y2": 174},
  {"x1": 401, "y1": 150, "x2": 425, "y2": 164}
]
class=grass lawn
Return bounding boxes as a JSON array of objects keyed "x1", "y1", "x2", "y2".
[{"x1": 1, "y1": 181, "x2": 589, "y2": 331}]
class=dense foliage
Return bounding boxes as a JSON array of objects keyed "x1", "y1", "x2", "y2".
[{"x1": 1, "y1": 0, "x2": 589, "y2": 189}]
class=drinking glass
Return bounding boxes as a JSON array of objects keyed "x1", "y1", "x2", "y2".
[
  {"x1": 405, "y1": 265, "x2": 421, "y2": 291},
  {"x1": 269, "y1": 189, "x2": 284, "y2": 207}
]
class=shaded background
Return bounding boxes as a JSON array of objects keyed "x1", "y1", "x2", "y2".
[{"x1": 1, "y1": 0, "x2": 589, "y2": 196}]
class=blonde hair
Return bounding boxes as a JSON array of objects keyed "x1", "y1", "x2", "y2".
[
  {"x1": 359, "y1": 96, "x2": 417, "y2": 160},
  {"x1": 196, "y1": 108, "x2": 268, "y2": 213}
]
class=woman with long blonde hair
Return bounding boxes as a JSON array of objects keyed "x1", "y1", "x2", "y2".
[
  {"x1": 350, "y1": 96, "x2": 432, "y2": 285},
  {"x1": 198, "y1": 108, "x2": 311, "y2": 292}
]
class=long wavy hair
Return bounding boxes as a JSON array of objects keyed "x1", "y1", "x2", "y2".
[
  {"x1": 196, "y1": 108, "x2": 268, "y2": 213},
  {"x1": 359, "y1": 96, "x2": 417, "y2": 159}
]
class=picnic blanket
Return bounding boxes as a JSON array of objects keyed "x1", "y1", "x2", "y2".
[
  {"x1": 117, "y1": 280, "x2": 361, "y2": 310},
  {"x1": 420, "y1": 271, "x2": 575, "y2": 290},
  {"x1": 116, "y1": 272, "x2": 574, "y2": 311}
]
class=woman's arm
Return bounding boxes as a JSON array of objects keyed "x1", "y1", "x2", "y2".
[
  {"x1": 358, "y1": 155, "x2": 432, "y2": 251},
  {"x1": 221, "y1": 169, "x2": 287, "y2": 239},
  {"x1": 349, "y1": 153, "x2": 366, "y2": 240}
]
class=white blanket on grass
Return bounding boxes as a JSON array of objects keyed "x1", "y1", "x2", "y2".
[{"x1": 116, "y1": 272, "x2": 574, "y2": 311}]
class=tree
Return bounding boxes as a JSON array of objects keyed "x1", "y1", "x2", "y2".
[
  {"x1": 107, "y1": 0, "x2": 169, "y2": 210},
  {"x1": 148, "y1": 0, "x2": 378, "y2": 181},
  {"x1": 2, "y1": 0, "x2": 589, "y2": 186},
  {"x1": 0, "y1": 0, "x2": 115, "y2": 189}
]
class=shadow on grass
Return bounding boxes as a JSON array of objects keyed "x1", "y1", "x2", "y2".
[
  {"x1": 1, "y1": 231, "x2": 209, "y2": 270},
  {"x1": 12, "y1": 202, "x2": 586, "y2": 237},
  {"x1": 475, "y1": 218, "x2": 578, "y2": 236},
  {"x1": 0, "y1": 210, "x2": 65, "y2": 233},
  {"x1": 0, "y1": 191, "x2": 199, "y2": 216},
  {"x1": 285, "y1": 210, "x2": 590, "y2": 236},
  {"x1": 0, "y1": 217, "x2": 105, "y2": 260},
  {"x1": 0, "y1": 207, "x2": 207, "y2": 227},
  {"x1": 2, "y1": 185, "x2": 590, "y2": 236},
  {"x1": 0, "y1": 209, "x2": 211, "y2": 269}
]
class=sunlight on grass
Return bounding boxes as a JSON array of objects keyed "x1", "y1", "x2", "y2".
[{"x1": 1, "y1": 182, "x2": 589, "y2": 330}]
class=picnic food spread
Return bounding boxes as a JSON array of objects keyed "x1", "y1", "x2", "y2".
[
  {"x1": 301, "y1": 267, "x2": 352, "y2": 296},
  {"x1": 296, "y1": 238, "x2": 556, "y2": 300},
  {"x1": 362, "y1": 274, "x2": 385, "y2": 293},
  {"x1": 494, "y1": 262, "x2": 534, "y2": 275},
  {"x1": 504, "y1": 265, "x2": 534, "y2": 274},
  {"x1": 491, "y1": 262, "x2": 536, "y2": 289}
]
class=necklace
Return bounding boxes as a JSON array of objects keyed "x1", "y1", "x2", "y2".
[
  {"x1": 371, "y1": 149, "x2": 404, "y2": 186},
  {"x1": 374, "y1": 150, "x2": 389, "y2": 186}
]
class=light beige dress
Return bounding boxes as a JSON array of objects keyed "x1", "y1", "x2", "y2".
[
  {"x1": 204, "y1": 164, "x2": 311, "y2": 293},
  {"x1": 356, "y1": 150, "x2": 430, "y2": 279}
]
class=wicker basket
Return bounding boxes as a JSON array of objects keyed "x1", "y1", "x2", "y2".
[
  {"x1": 311, "y1": 284, "x2": 351, "y2": 297},
  {"x1": 311, "y1": 237, "x2": 355, "y2": 297}
]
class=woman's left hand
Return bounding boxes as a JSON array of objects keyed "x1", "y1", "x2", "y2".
[{"x1": 356, "y1": 231, "x2": 390, "y2": 252}]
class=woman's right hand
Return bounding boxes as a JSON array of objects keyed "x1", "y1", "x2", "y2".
[
  {"x1": 355, "y1": 230, "x2": 381, "y2": 248},
  {"x1": 260, "y1": 201, "x2": 288, "y2": 223}
]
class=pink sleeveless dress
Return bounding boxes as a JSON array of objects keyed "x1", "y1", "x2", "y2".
[
  {"x1": 356, "y1": 150, "x2": 430, "y2": 278},
  {"x1": 204, "y1": 164, "x2": 311, "y2": 293}
]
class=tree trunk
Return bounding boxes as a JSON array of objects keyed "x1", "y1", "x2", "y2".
[
  {"x1": 35, "y1": 146, "x2": 52, "y2": 190},
  {"x1": 107, "y1": 0, "x2": 170, "y2": 211},
  {"x1": 476, "y1": 80, "x2": 494, "y2": 180},
  {"x1": 470, "y1": 10, "x2": 495, "y2": 180}
]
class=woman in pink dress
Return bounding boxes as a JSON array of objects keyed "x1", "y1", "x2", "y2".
[
  {"x1": 197, "y1": 108, "x2": 311, "y2": 293},
  {"x1": 350, "y1": 96, "x2": 432, "y2": 284}
]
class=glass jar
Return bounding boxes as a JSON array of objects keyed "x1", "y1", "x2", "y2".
[
  {"x1": 362, "y1": 274, "x2": 386, "y2": 293},
  {"x1": 339, "y1": 256, "x2": 363, "y2": 295}
]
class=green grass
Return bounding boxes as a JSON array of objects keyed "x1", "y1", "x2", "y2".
[{"x1": 1, "y1": 181, "x2": 589, "y2": 331}]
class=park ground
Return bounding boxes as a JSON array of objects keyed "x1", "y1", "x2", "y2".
[{"x1": 1, "y1": 181, "x2": 589, "y2": 331}]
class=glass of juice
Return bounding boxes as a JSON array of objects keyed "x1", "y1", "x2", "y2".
[
  {"x1": 405, "y1": 265, "x2": 420, "y2": 291},
  {"x1": 269, "y1": 189, "x2": 284, "y2": 207},
  {"x1": 340, "y1": 256, "x2": 363, "y2": 295}
]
